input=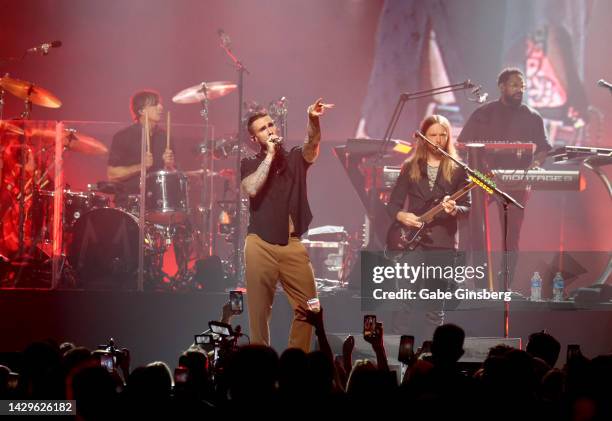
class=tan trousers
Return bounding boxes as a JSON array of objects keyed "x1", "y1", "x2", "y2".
[{"x1": 244, "y1": 233, "x2": 317, "y2": 352}]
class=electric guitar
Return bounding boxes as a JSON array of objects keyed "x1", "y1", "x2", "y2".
[{"x1": 386, "y1": 181, "x2": 478, "y2": 252}]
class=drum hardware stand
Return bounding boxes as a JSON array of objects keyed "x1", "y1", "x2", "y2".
[
  {"x1": 219, "y1": 30, "x2": 249, "y2": 288},
  {"x1": 137, "y1": 115, "x2": 149, "y2": 292},
  {"x1": 0, "y1": 87, "x2": 5, "y2": 120},
  {"x1": 269, "y1": 96, "x2": 289, "y2": 140},
  {"x1": 198, "y1": 83, "x2": 217, "y2": 258}
]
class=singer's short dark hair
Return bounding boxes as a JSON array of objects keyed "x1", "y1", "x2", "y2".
[
  {"x1": 497, "y1": 67, "x2": 524, "y2": 86},
  {"x1": 246, "y1": 111, "x2": 269, "y2": 135},
  {"x1": 130, "y1": 90, "x2": 161, "y2": 122}
]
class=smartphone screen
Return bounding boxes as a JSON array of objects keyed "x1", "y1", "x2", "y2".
[
  {"x1": 194, "y1": 334, "x2": 212, "y2": 345},
  {"x1": 567, "y1": 344, "x2": 581, "y2": 361},
  {"x1": 100, "y1": 353, "x2": 115, "y2": 372},
  {"x1": 174, "y1": 367, "x2": 188, "y2": 384},
  {"x1": 363, "y1": 314, "x2": 376, "y2": 337},
  {"x1": 229, "y1": 290, "x2": 243, "y2": 314},
  {"x1": 398, "y1": 335, "x2": 415, "y2": 364}
]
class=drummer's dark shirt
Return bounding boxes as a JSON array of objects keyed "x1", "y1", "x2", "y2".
[{"x1": 108, "y1": 123, "x2": 169, "y2": 200}]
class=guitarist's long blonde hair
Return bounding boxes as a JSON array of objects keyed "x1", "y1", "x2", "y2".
[{"x1": 405, "y1": 114, "x2": 459, "y2": 183}]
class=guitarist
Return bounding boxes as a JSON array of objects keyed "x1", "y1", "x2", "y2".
[
  {"x1": 386, "y1": 114, "x2": 471, "y2": 339},
  {"x1": 387, "y1": 114, "x2": 471, "y2": 252}
]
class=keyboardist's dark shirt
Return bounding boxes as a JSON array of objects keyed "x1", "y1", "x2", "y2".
[{"x1": 457, "y1": 99, "x2": 551, "y2": 156}]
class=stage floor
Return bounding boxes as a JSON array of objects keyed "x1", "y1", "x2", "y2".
[{"x1": 1, "y1": 288, "x2": 611, "y2": 368}]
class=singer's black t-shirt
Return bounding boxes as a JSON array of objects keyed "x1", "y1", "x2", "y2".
[
  {"x1": 240, "y1": 146, "x2": 313, "y2": 246},
  {"x1": 107, "y1": 123, "x2": 169, "y2": 201}
]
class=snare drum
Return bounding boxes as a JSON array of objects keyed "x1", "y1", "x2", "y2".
[{"x1": 145, "y1": 170, "x2": 188, "y2": 224}]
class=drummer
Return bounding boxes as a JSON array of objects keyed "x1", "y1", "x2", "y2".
[{"x1": 107, "y1": 90, "x2": 175, "y2": 207}]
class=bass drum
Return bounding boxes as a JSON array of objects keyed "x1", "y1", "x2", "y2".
[{"x1": 68, "y1": 208, "x2": 149, "y2": 289}]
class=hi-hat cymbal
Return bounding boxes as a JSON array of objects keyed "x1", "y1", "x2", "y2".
[
  {"x1": 172, "y1": 81, "x2": 237, "y2": 104},
  {"x1": 0, "y1": 76, "x2": 62, "y2": 108}
]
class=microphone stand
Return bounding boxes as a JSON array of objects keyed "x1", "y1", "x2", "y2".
[
  {"x1": 415, "y1": 130, "x2": 523, "y2": 337},
  {"x1": 219, "y1": 35, "x2": 249, "y2": 287}
]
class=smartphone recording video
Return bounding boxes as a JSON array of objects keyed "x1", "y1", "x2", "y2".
[
  {"x1": 398, "y1": 335, "x2": 415, "y2": 364},
  {"x1": 100, "y1": 353, "x2": 115, "y2": 372},
  {"x1": 174, "y1": 366, "x2": 188, "y2": 384},
  {"x1": 567, "y1": 344, "x2": 581, "y2": 361},
  {"x1": 363, "y1": 314, "x2": 376, "y2": 338},
  {"x1": 229, "y1": 290, "x2": 243, "y2": 315}
]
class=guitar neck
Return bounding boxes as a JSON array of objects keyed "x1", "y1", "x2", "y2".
[{"x1": 419, "y1": 182, "x2": 476, "y2": 223}]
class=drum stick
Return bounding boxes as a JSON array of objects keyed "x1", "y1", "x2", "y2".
[
  {"x1": 166, "y1": 111, "x2": 171, "y2": 150},
  {"x1": 145, "y1": 113, "x2": 151, "y2": 153}
]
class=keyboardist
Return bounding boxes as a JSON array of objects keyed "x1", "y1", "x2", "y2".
[{"x1": 457, "y1": 67, "x2": 552, "y2": 289}]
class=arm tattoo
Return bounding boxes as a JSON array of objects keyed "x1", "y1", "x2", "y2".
[
  {"x1": 241, "y1": 155, "x2": 273, "y2": 197},
  {"x1": 303, "y1": 115, "x2": 321, "y2": 163}
]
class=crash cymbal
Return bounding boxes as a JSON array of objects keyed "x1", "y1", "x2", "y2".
[
  {"x1": 184, "y1": 168, "x2": 235, "y2": 178},
  {"x1": 0, "y1": 76, "x2": 62, "y2": 108},
  {"x1": 64, "y1": 129, "x2": 108, "y2": 155},
  {"x1": 172, "y1": 81, "x2": 237, "y2": 104},
  {"x1": 23, "y1": 127, "x2": 108, "y2": 155},
  {"x1": 0, "y1": 120, "x2": 24, "y2": 135}
]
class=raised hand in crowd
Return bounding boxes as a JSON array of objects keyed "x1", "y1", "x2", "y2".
[
  {"x1": 364, "y1": 322, "x2": 389, "y2": 372},
  {"x1": 220, "y1": 301, "x2": 234, "y2": 325},
  {"x1": 297, "y1": 307, "x2": 333, "y2": 363},
  {"x1": 342, "y1": 335, "x2": 355, "y2": 378}
]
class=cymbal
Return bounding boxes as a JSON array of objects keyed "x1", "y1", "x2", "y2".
[
  {"x1": 0, "y1": 120, "x2": 24, "y2": 135},
  {"x1": 24, "y1": 127, "x2": 108, "y2": 155},
  {"x1": 64, "y1": 129, "x2": 108, "y2": 155},
  {"x1": 184, "y1": 168, "x2": 235, "y2": 178},
  {"x1": 0, "y1": 76, "x2": 62, "y2": 108},
  {"x1": 172, "y1": 81, "x2": 237, "y2": 104}
]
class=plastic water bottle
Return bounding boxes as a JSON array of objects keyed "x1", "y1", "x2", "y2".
[
  {"x1": 530, "y1": 272, "x2": 542, "y2": 301},
  {"x1": 552, "y1": 272, "x2": 565, "y2": 302}
]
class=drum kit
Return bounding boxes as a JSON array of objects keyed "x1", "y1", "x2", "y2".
[{"x1": 0, "y1": 72, "x2": 245, "y2": 290}]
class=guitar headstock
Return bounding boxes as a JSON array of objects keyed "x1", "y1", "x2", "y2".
[{"x1": 468, "y1": 170, "x2": 496, "y2": 194}]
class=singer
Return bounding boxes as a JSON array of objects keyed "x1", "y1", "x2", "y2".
[{"x1": 240, "y1": 98, "x2": 333, "y2": 352}]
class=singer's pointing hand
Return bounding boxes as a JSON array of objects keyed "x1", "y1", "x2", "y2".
[{"x1": 308, "y1": 98, "x2": 335, "y2": 117}]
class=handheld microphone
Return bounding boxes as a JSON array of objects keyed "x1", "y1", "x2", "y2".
[
  {"x1": 27, "y1": 40, "x2": 62, "y2": 55},
  {"x1": 268, "y1": 136, "x2": 283, "y2": 145}
]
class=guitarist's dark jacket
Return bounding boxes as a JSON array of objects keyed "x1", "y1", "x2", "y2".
[{"x1": 387, "y1": 161, "x2": 471, "y2": 250}]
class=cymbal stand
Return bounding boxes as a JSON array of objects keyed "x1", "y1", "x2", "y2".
[
  {"x1": 198, "y1": 83, "x2": 216, "y2": 256},
  {"x1": 0, "y1": 87, "x2": 5, "y2": 121},
  {"x1": 17, "y1": 89, "x2": 34, "y2": 256}
]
